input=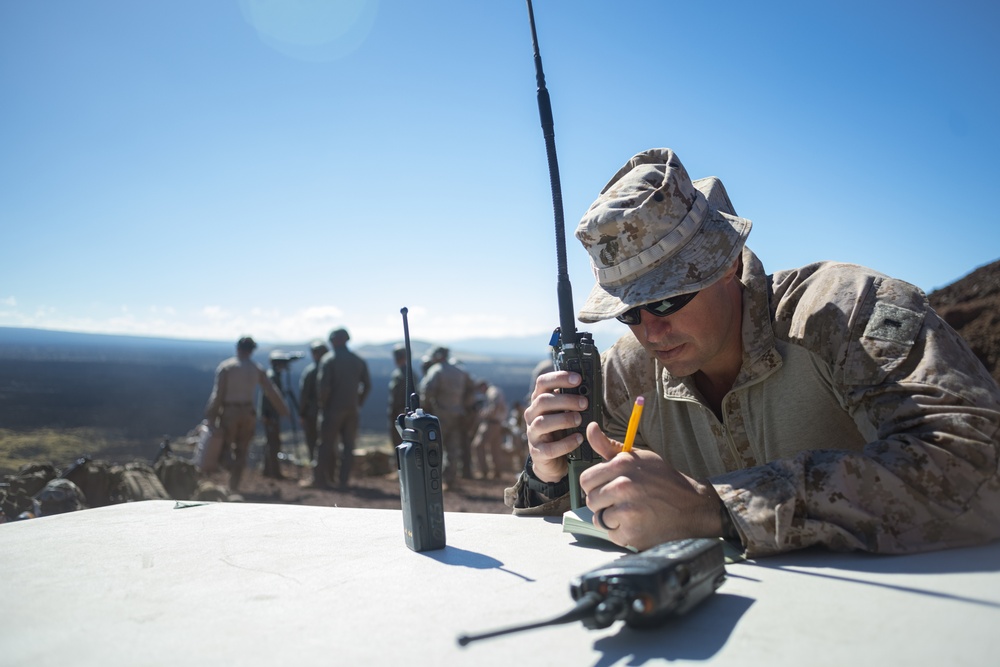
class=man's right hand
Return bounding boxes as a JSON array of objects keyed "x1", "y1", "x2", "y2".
[{"x1": 523, "y1": 370, "x2": 589, "y2": 483}]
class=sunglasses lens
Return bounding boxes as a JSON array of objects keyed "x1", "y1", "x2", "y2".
[
  {"x1": 616, "y1": 308, "x2": 641, "y2": 325},
  {"x1": 648, "y1": 298, "x2": 683, "y2": 317},
  {"x1": 615, "y1": 292, "x2": 697, "y2": 325}
]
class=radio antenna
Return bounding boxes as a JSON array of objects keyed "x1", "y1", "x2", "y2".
[
  {"x1": 458, "y1": 592, "x2": 603, "y2": 646},
  {"x1": 526, "y1": 0, "x2": 577, "y2": 347},
  {"x1": 400, "y1": 307, "x2": 419, "y2": 412}
]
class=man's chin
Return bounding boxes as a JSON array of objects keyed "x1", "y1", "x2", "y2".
[{"x1": 655, "y1": 351, "x2": 700, "y2": 377}]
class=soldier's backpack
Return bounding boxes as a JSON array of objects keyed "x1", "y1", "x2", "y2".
[
  {"x1": 62, "y1": 457, "x2": 119, "y2": 507},
  {"x1": 1, "y1": 463, "x2": 58, "y2": 520},
  {"x1": 112, "y1": 461, "x2": 171, "y2": 502},
  {"x1": 154, "y1": 454, "x2": 200, "y2": 500}
]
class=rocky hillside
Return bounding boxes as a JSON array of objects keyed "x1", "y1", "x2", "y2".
[{"x1": 928, "y1": 258, "x2": 1000, "y2": 385}]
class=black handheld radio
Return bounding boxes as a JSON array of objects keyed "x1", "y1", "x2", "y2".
[
  {"x1": 394, "y1": 307, "x2": 446, "y2": 552},
  {"x1": 526, "y1": 0, "x2": 603, "y2": 508},
  {"x1": 458, "y1": 537, "x2": 727, "y2": 645}
]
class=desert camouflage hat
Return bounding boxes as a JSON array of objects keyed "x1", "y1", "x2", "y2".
[{"x1": 575, "y1": 148, "x2": 752, "y2": 323}]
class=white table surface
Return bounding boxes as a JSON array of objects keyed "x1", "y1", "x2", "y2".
[{"x1": 2, "y1": 500, "x2": 998, "y2": 666}]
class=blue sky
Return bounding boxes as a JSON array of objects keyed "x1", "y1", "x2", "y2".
[{"x1": 2, "y1": 0, "x2": 998, "y2": 354}]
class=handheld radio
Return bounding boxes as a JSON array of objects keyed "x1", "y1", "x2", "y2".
[
  {"x1": 458, "y1": 537, "x2": 727, "y2": 645},
  {"x1": 394, "y1": 307, "x2": 446, "y2": 552},
  {"x1": 526, "y1": 0, "x2": 603, "y2": 508}
]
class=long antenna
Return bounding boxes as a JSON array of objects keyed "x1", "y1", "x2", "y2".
[
  {"x1": 400, "y1": 307, "x2": 419, "y2": 412},
  {"x1": 457, "y1": 592, "x2": 602, "y2": 646},
  {"x1": 526, "y1": 0, "x2": 578, "y2": 347}
]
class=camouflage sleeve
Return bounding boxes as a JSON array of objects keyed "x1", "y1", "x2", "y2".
[
  {"x1": 504, "y1": 471, "x2": 571, "y2": 516},
  {"x1": 601, "y1": 334, "x2": 659, "y2": 446},
  {"x1": 418, "y1": 370, "x2": 436, "y2": 413},
  {"x1": 715, "y1": 275, "x2": 1000, "y2": 557}
]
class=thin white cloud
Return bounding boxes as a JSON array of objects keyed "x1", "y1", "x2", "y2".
[{"x1": 0, "y1": 298, "x2": 556, "y2": 348}]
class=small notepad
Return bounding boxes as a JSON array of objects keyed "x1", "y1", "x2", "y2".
[{"x1": 562, "y1": 506, "x2": 746, "y2": 563}]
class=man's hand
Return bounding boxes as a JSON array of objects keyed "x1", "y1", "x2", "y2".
[
  {"x1": 580, "y1": 422, "x2": 725, "y2": 551},
  {"x1": 523, "y1": 370, "x2": 589, "y2": 483}
]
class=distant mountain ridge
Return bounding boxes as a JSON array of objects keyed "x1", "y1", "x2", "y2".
[
  {"x1": 0, "y1": 327, "x2": 545, "y2": 443},
  {"x1": 0, "y1": 327, "x2": 548, "y2": 366}
]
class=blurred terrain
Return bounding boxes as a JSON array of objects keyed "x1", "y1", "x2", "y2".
[
  {"x1": 2, "y1": 257, "x2": 999, "y2": 488},
  {"x1": 0, "y1": 329, "x2": 544, "y2": 474},
  {"x1": 926, "y1": 258, "x2": 1000, "y2": 386}
]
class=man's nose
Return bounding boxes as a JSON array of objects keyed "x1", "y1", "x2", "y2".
[{"x1": 638, "y1": 310, "x2": 671, "y2": 341}]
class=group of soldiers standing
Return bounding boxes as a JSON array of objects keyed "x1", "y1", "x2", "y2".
[
  {"x1": 203, "y1": 334, "x2": 523, "y2": 493},
  {"x1": 389, "y1": 345, "x2": 525, "y2": 486},
  {"x1": 203, "y1": 328, "x2": 371, "y2": 492}
]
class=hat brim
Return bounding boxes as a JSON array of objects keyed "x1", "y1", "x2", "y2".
[{"x1": 577, "y1": 202, "x2": 751, "y2": 324}]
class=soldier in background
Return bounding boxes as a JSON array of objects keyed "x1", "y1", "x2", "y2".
[
  {"x1": 505, "y1": 400, "x2": 527, "y2": 473},
  {"x1": 419, "y1": 346, "x2": 474, "y2": 484},
  {"x1": 311, "y1": 328, "x2": 371, "y2": 489},
  {"x1": 387, "y1": 344, "x2": 409, "y2": 448},
  {"x1": 471, "y1": 379, "x2": 509, "y2": 479},
  {"x1": 298, "y1": 339, "x2": 328, "y2": 465},
  {"x1": 204, "y1": 336, "x2": 288, "y2": 492}
]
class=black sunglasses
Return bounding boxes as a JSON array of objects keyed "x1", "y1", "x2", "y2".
[{"x1": 615, "y1": 291, "x2": 699, "y2": 325}]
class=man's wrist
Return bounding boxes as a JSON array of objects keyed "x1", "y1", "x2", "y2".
[{"x1": 524, "y1": 456, "x2": 570, "y2": 498}]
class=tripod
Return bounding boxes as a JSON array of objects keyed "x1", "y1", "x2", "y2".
[{"x1": 276, "y1": 362, "x2": 303, "y2": 465}]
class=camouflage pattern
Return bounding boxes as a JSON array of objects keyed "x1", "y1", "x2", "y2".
[
  {"x1": 597, "y1": 247, "x2": 1000, "y2": 557},
  {"x1": 419, "y1": 357, "x2": 475, "y2": 482},
  {"x1": 32, "y1": 478, "x2": 87, "y2": 516},
  {"x1": 575, "y1": 148, "x2": 751, "y2": 323},
  {"x1": 472, "y1": 382, "x2": 511, "y2": 479}
]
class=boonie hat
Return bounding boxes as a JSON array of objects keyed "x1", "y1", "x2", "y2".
[
  {"x1": 309, "y1": 339, "x2": 329, "y2": 353},
  {"x1": 575, "y1": 148, "x2": 752, "y2": 323}
]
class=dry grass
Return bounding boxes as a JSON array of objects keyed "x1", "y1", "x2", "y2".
[
  {"x1": 0, "y1": 428, "x2": 132, "y2": 475},
  {"x1": 0, "y1": 427, "x2": 395, "y2": 477}
]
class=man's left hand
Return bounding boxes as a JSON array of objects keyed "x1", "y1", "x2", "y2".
[{"x1": 580, "y1": 421, "x2": 725, "y2": 551}]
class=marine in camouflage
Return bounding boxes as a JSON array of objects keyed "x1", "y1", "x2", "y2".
[
  {"x1": 508, "y1": 148, "x2": 1000, "y2": 558},
  {"x1": 598, "y1": 247, "x2": 1000, "y2": 557}
]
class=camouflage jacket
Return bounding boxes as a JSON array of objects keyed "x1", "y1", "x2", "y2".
[
  {"x1": 317, "y1": 347, "x2": 371, "y2": 415},
  {"x1": 419, "y1": 361, "x2": 473, "y2": 417},
  {"x1": 509, "y1": 248, "x2": 1000, "y2": 558}
]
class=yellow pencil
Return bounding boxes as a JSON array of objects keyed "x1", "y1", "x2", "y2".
[{"x1": 621, "y1": 396, "x2": 644, "y2": 452}]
